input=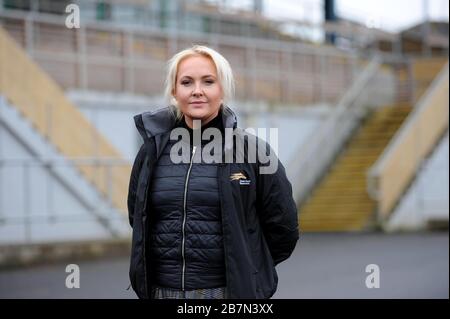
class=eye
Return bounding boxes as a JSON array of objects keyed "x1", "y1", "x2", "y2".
[
  {"x1": 180, "y1": 79, "x2": 191, "y2": 86},
  {"x1": 204, "y1": 79, "x2": 215, "y2": 85}
]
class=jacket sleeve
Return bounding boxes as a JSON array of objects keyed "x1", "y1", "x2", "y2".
[
  {"x1": 256, "y1": 143, "x2": 300, "y2": 266},
  {"x1": 127, "y1": 144, "x2": 146, "y2": 228}
]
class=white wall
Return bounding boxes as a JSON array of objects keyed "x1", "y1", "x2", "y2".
[
  {"x1": 0, "y1": 97, "x2": 129, "y2": 244},
  {"x1": 388, "y1": 131, "x2": 449, "y2": 230}
]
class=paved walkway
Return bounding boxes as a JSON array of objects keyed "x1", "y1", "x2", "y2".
[{"x1": 0, "y1": 232, "x2": 448, "y2": 299}]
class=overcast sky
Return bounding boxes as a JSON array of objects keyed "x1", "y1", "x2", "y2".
[
  {"x1": 337, "y1": 0, "x2": 449, "y2": 31},
  {"x1": 260, "y1": 0, "x2": 449, "y2": 32}
]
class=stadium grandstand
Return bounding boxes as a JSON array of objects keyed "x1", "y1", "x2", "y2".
[{"x1": 0, "y1": 0, "x2": 448, "y2": 299}]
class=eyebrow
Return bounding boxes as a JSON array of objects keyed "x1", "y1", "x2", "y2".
[{"x1": 179, "y1": 75, "x2": 216, "y2": 80}]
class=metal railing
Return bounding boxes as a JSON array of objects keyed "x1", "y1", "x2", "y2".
[
  {"x1": 0, "y1": 8, "x2": 363, "y2": 106},
  {"x1": 0, "y1": 158, "x2": 131, "y2": 243}
]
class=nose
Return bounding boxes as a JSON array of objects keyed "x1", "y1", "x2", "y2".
[{"x1": 192, "y1": 82, "x2": 203, "y2": 97}]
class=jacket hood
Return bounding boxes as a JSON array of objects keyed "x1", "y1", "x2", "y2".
[{"x1": 134, "y1": 105, "x2": 238, "y2": 142}]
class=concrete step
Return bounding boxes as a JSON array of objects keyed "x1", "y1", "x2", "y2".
[
  {"x1": 310, "y1": 193, "x2": 372, "y2": 203},
  {"x1": 302, "y1": 203, "x2": 375, "y2": 213}
]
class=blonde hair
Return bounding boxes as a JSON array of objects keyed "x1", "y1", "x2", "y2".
[{"x1": 164, "y1": 45, "x2": 235, "y2": 120}]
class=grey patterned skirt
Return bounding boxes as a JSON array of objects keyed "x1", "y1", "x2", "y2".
[{"x1": 151, "y1": 286, "x2": 227, "y2": 299}]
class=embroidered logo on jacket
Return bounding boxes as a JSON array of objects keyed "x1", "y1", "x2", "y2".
[{"x1": 230, "y1": 172, "x2": 251, "y2": 185}]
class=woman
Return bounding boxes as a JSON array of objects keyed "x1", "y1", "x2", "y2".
[{"x1": 127, "y1": 45, "x2": 299, "y2": 299}]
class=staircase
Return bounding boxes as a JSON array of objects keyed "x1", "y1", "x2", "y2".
[
  {"x1": 299, "y1": 105, "x2": 412, "y2": 231},
  {"x1": 0, "y1": 27, "x2": 130, "y2": 215},
  {"x1": 298, "y1": 57, "x2": 447, "y2": 232}
]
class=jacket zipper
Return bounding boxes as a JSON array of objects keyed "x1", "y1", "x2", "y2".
[
  {"x1": 182, "y1": 145, "x2": 196, "y2": 291},
  {"x1": 217, "y1": 164, "x2": 231, "y2": 299}
]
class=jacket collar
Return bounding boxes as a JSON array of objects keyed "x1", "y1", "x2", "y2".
[{"x1": 134, "y1": 105, "x2": 238, "y2": 141}]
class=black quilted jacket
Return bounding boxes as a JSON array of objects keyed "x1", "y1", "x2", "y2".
[
  {"x1": 148, "y1": 114, "x2": 226, "y2": 290},
  {"x1": 127, "y1": 105, "x2": 299, "y2": 299}
]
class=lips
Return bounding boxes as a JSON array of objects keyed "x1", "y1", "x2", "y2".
[{"x1": 190, "y1": 101, "x2": 207, "y2": 104}]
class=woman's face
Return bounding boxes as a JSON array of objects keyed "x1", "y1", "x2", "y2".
[{"x1": 173, "y1": 55, "x2": 223, "y2": 128}]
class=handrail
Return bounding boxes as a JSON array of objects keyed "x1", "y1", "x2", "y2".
[
  {"x1": 0, "y1": 27, "x2": 130, "y2": 214},
  {"x1": 288, "y1": 56, "x2": 383, "y2": 206},
  {"x1": 367, "y1": 61, "x2": 449, "y2": 221}
]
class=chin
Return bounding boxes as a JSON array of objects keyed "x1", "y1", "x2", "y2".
[{"x1": 187, "y1": 110, "x2": 209, "y2": 120}]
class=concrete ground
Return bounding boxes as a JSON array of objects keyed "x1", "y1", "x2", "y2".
[{"x1": 0, "y1": 232, "x2": 448, "y2": 299}]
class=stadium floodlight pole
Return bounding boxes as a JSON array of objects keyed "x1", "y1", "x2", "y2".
[{"x1": 324, "y1": 0, "x2": 337, "y2": 45}]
